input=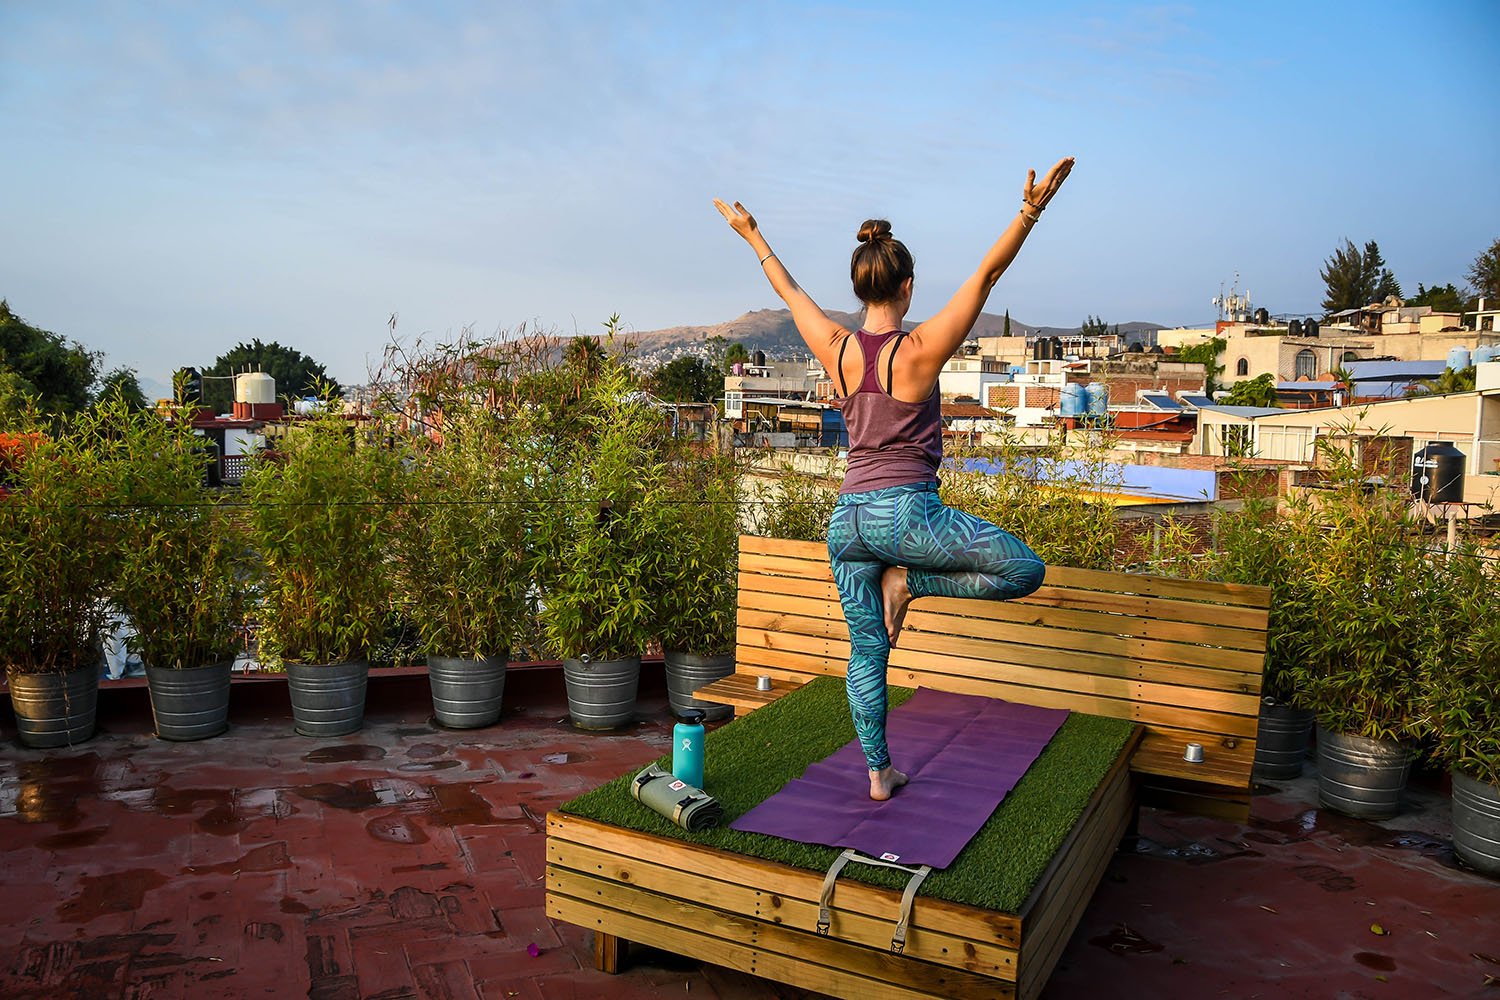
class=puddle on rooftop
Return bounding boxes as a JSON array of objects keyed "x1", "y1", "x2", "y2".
[
  {"x1": 1128, "y1": 835, "x2": 1262, "y2": 865},
  {"x1": 291, "y1": 779, "x2": 412, "y2": 811},
  {"x1": 406, "y1": 742, "x2": 447, "y2": 760},
  {"x1": 38, "y1": 826, "x2": 110, "y2": 850},
  {"x1": 1089, "y1": 923, "x2": 1165, "y2": 956},
  {"x1": 302, "y1": 744, "x2": 386, "y2": 764},
  {"x1": 397, "y1": 760, "x2": 462, "y2": 773},
  {"x1": 186, "y1": 841, "x2": 291, "y2": 877},
  {"x1": 1354, "y1": 952, "x2": 1397, "y2": 971},
  {"x1": 4, "y1": 755, "x2": 105, "y2": 826},
  {"x1": 427, "y1": 782, "x2": 499, "y2": 827},
  {"x1": 1246, "y1": 809, "x2": 1459, "y2": 869},
  {"x1": 366, "y1": 813, "x2": 430, "y2": 845},
  {"x1": 57, "y1": 869, "x2": 168, "y2": 924}
]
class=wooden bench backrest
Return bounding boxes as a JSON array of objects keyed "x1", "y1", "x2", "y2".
[{"x1": 735, "y1": 535, "x2": 1272, "y2": 820}]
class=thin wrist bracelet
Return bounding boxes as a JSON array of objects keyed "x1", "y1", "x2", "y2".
[
  {"x1": 760, "y1": 251, "x2": 777, "y2": 265},
  {"x1": 1021, "y1": 208, "x2": 1041, "y2": 224}
]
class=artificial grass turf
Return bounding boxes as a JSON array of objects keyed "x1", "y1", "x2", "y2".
[{"x1": 560, "y1": 676, "x2": 1136, "y2": 914}]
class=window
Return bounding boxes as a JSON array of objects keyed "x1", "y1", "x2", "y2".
[
  {"x1": 1342, "y1": 351, "x2": 1360, "y2": 364},
  {"x1": 1295, "y1": 349, "x2": 1317, "y2": 380},
  {"x1": 1235, "y1": 357, "x2": 1249, "y2": 376},
  {"x1": 1220, "y1": 425, "x2": 1253, "y2": 457}
]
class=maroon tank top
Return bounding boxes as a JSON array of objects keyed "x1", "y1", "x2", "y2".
[{"x1": 836, "y1": 329, "x2": 943, "y2": 495}]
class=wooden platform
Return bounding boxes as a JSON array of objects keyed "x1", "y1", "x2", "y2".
[
  {"x1": 547, "y1": 724, "x2": 1142, "y2": 1000},
  {"x1": 547, "y1": 534, "x2": 1271, "y2": 998}
]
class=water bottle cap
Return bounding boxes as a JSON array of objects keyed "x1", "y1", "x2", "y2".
[{"x1": 680, "y1": 710, "x2": 705, "y2": 725}]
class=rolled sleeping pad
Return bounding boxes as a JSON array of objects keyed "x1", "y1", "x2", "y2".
[{"x1": 630, "y1": 763, "x2": 723, "y2": 832}]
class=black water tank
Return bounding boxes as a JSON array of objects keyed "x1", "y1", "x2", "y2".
[
  {"x1": 1049, "y1": 336, "x2": 1062, "y2": 359},
  {"x1": 1411, "y1": 442, "x2": 1466, "y2": 503},
  {"x1": 1032, "y1": 338, "x2": 1045, "y2": 360},
  {"x1": 1305, "y1": 318, "x2": 1320, "y2": 338},
  {"x1": 753, "y1": 349, "x2": 766, "y2": 366},
  {"x1": 1289, "y1": 319, "x2": 1304, "y2": 337}
]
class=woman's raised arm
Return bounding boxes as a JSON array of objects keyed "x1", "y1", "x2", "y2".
[
  {"x1": 712, "y1": 198, "x2": 848, "y2": 371},
  {"x1": 904, "y1": 157, "x2": 1074, "y2": 376}
]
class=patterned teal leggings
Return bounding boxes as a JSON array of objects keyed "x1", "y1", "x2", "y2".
[{"x1": 827, "y1": 482, "x2": 1046, "y2": 771}]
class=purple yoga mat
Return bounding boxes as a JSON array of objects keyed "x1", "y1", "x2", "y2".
[{"x1": 731, "y1": 688, "x2": 1069, "y2": 869}]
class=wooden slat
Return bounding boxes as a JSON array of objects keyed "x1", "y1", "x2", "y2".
[
  {"x1": 739, "y1": 571, "x2": 841, "y2": 603},
  {"x1": 738, "y1": 624, "x2": 852, "y2": 657},
  {"x1": 902, "y1": 608, "x2": 1266, "y2": 675},
  {"x1": 741, "y1": 534, "x2": 833, "y2": 561},
  {"x1": 916, "y1": 597, "x2": 1267, "y2": 654},
  {"x1": 547, "y1": 840, "x2": 1018, "y2": 977},
  {"x1": 548, "y1": 893, "x2": 968, "y2": 1000},
  {"x1": 737, "y1": 589, "x2": 850, "y2": 629},
  {"x1": 895, "y1": 632, "x2": 1263, "y2": 711},
  {"x1": 740, "y1": 551, "x2": 837, "y2": 583},
  {"x1": 692, "y1": 674, "x2": 801, "y2": 713},
  {"x1": 548, "y1": 814, "x2": 1024, "y2": 946},
  {"x1": 741, "y1": 605, "x2": 852, "y2": 638},
  {"x1": 1018, "y1": 585, "x2": 1269, "y2": 632},
  {"x1": 882, "y1": 654, "x2": 1260, "y2": 739},
  {"x1": 734, "y1": 644, "x2": 844, "y2": 679},
  {"x1": 1135, "y1": 728, "x2": 1255, "y2": 786},
  {"x1": 1040, "y1": 563, "x2": 1272, "y2": 609}
]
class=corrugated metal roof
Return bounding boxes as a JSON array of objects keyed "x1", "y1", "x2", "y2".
[
  {"x1": 1343, "y1": 360, "x2": 1446, "y2": 380},
  {"x1": 1196, "y1": 404, "x2": 1286, "y2": 417},
  {"x1": 1276, "y1": 381, "x2": 1339, "y2": 391}
]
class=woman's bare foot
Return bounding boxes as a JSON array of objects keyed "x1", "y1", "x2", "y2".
[
  {"x1": 869, "y1": 766, "x2": 909, "y2": 801},
  {"x1": 881, "y1": 565, "x2": 912, "y2": 644}
]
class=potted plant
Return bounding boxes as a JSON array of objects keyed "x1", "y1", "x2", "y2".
[
  {"x1": 0, "y1": 408, "x2": 121, "y2": 747},
  {"x1": 657, "y1": 450, "x2": 740, "y2": 720},
  {"x1": 533, "y1": 363, "x2": 670, "y2": 729},
  {"x1": 1282, "y1": 457, "x2": 1432, "y2": 820},
  {"x1": 394, "y1": 401, "x2": 529, "y2": 728},
  {"x1": 112, "y1": 400, "x2": 249, "y2": 740},
  {"x1": 1420, "y1": 545, "x2": 1500, "y2": 876},
  {"x1": 242, "y1": 400, "x2": 403, "y2": 737}
]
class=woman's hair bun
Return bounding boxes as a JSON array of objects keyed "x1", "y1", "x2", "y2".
[{"x1": 856, "y1": 219, "x2": 892, "y2": 245}]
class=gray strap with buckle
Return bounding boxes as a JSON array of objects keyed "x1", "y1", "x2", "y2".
[{"x1": 816, "y1": 848, "x2": 934, "y2": 952}]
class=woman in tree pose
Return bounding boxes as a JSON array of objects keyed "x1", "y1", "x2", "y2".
[{"x1": 713, "y1": 157, "x2": 1074, "y2": 800}]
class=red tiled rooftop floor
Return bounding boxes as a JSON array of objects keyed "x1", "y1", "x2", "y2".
[{"x1": 2, "y1": 667, "x2": 1497, "y2": 999}]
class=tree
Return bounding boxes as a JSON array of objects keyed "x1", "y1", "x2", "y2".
[
  {"x1": 201, "y1": 339, "x2": 339, "y2": 413},
  {"x1": 1178, "y1": 336, "x2": 1228, "y2": 394},
  {"x1": 722, "y1": 342, "x2": 750, "y2": 370},
  {"x1": 0, "y1": 300, "x2": 101, "y2": 414},
  {"x1": 1223, "y1": 372, "x2": 1278, "y2": 408},
  {"x1": 1320, "y1": 238, "x2": 1400, "y2": 314},
  {"x1": 1468, "y1": 238, "x2": 1500, "y2": 304},
  {"x1": 1415, "y1": 366, "x2": 1476, "y2": 396},
  {"x1": 1363, "y1": 241, "x2": 1401, "y2": 301},
  {"x1": 1002, "y1": 310, "x2": 1012, "y2": 337},
  {"x1": 648, "y1": 356, "x2": 720, "y2": 402},
  {"x1": 1080, "y1": 315, "x2": 1109, "y2": 339},
  {"x1": 97, "y1": 367, "x2": 148, "y2": 411},
  {"x1": 1406, "y1": 282, "x2": 1467, "y2": 314}
]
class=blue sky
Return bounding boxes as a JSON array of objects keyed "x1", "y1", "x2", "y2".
[{"x1": 3, "y1": 1, "x2": 1497, "y2": 388}]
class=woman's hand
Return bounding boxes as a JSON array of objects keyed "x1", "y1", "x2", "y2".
[
  {"x1": 712, "y1": 198, "x2": 760, "y2": 242},
  {"x1": 1023, "y1": 157, "x2": 1075, "y2": 213}
]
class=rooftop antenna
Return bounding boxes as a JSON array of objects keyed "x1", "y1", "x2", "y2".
[{"x1": 1212, "y1": 273, "x2": 1253, "y2": 323}]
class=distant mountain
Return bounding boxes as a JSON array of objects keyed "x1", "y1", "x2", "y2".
[{"x1": 621, "y1": 310, "x2": 1163, "y2": 359}]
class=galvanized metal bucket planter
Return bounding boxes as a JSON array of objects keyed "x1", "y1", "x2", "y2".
[
  {"x1": 1315, "y1": 725, "x2": 1413, "y2": 820},
  {"x1": 563, "y1": 655, "x2": 640, "y2": 730},
  {"x1": 427, "y1": 656, "x2": 507, "y2": 729},
  {"x1": 145, "y1": 660, "x2": 233, "y2": 741},
  {"x1": 1253, "y1": 700, "x2": 1315, "y2": 780},
  {"x1": 9, "y1": 664, "x2": 98, "y2": 748},
  {"x1": 1451, "y1": 770, "x2": 1500, "y2": 877},
  {"x1": 663, "y1": 649, "x2": 734, "y2": 722},
  {"x1": 285, "y1": 659, "x2": 369, "y2": 737}
]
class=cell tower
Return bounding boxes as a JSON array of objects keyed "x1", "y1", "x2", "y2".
[{"x1": 1212, "y1": 273, "x2": 1254, "y2": 323}]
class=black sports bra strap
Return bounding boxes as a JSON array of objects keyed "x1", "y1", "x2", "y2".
[
  {"x1": 884, "y1": 333, "x2": 907, "y2": 395},
  {"x1": 836, "y1": 335, "x2": 853, "y2": 397}
]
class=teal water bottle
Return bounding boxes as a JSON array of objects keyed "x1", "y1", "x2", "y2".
[{"x1": 673, "y1": 710, "x2": 706, "y2": 791}]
